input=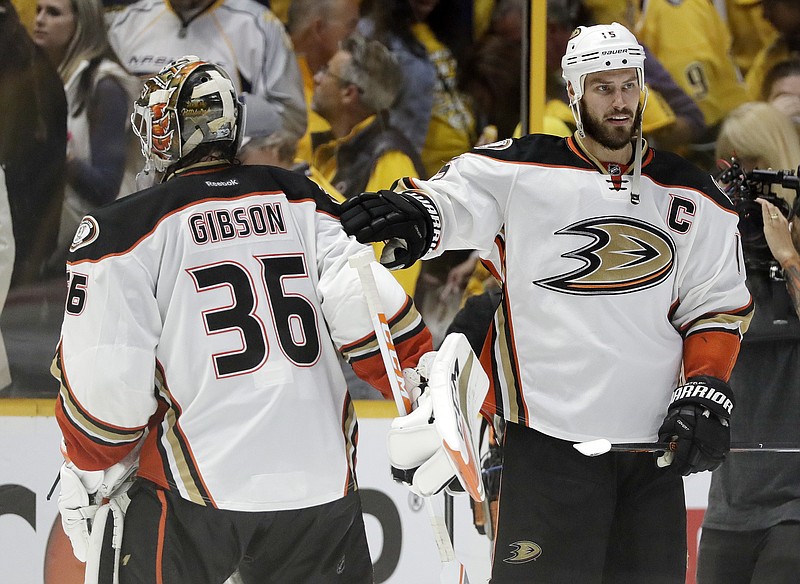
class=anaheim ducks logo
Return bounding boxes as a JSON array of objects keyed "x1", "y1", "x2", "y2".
[
  {"x1": 534, "y1": 216, "x2": 675, "y2": 295},
  {"x1": 503, "y1": 540, "x2": 543, "y2": 564},
  {"x1": 70, "y1": 216, "x2": 100, "y2": 252},
  {"x1": 475, "y1": 138, "x2": 513, "y2": 151}
]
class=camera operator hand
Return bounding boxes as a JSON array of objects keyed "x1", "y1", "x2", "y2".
[{"x1": 757, "y1": 198, "x2": 798, "y2": 267}]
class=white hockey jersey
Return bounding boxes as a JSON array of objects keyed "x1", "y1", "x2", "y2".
[
  {"x1": 106, "y1": 0, "x2": 307, "y2": 137},
  {"x1": 54, "y1": 162, "x2": 431, "y2": 512},
  {"x1": 397, "y1": 134, "x2": 753, "y2": 443}
]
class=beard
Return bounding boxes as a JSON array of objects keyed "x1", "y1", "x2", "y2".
[{"x1": 579, "y1": 101, "x2": 642, "y2": 151}]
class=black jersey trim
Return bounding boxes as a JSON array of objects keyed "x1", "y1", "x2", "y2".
[{"x1": 69, "y1": 165, "x2": 339, "y2": 262}]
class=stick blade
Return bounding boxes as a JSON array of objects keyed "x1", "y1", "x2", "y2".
[{"x1": 573, "y1": 438, "x2": 613, "y2": 457}]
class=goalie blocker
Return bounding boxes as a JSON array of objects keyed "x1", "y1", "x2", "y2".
[{"x1": 387, "y1": 333, "x2": 487, "y2": 502}]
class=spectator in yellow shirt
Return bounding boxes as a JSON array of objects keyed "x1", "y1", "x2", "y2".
[
  {"x1": 720, "y1": 0, "x2": 779, "y2": 77},
  {"x1": 360, "y1": 0, "x2": 476, "y2": 177},
  {"x1": 636, "y1": 0, "x2": 748, "y2": 132},
  {"x1": 310, "y1": 33, "x2": 425, "y2": 297},
  {"x1": 746, "y1": 0, "x2": 800, "y2": 101},
  {"x1": 286, "y1": 0, "x2": 360, "y2": 163}
]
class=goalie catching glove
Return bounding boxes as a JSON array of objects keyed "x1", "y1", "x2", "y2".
[
  {"x1": 657, "y1": 376, "x2": 734, "y2": 475},
  {"x1": 339, "y1": 190, "x2": 440, "y2": 270},
  {"x1": 387, "y1": 333, "x2": 488, "y2": 501}
]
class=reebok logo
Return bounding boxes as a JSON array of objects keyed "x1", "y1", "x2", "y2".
[{"x1": 205, "y1": 179, "x2": 239, "y2": 187}]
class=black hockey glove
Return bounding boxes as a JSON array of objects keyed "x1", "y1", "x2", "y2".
[
  {"x1": 657, "y1": 376, "x2": 734, "y2": 476},
  {"x1": 339, "y1": 190, "x2": 439, "y2": 270}
]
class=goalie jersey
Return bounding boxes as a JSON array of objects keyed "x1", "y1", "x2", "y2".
[
  {"x1": 54, "y1": 162, "x2": 431, "y2": 512},
  {"x1": 397, "y1": 134, "x2": 753, "y2": 443}
]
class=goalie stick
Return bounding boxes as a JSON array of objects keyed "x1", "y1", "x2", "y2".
[
  {"x1": 349, "y1": 250, "x2": 469, "y2": 584},
  {"x1": 574, "y1": 438, "x2": 800, "y2": 457},
  {"x1": 84, "y1": 441, "x2": 142, "y2": 584}
]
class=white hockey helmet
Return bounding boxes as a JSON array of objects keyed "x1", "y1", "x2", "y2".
[
  {"x1": 561, "y1": 23, "x2": 648, "y2": 204},
  {"x1": 561, "y1": 22, "x2": 646, "y2": 106},
  {"x1": 131, "y1": 56, "x2": 243, "y2": 174}
]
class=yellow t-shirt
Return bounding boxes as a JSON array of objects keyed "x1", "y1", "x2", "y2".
[
  {"x1": 745, "y1": 39, "x2": 798, "y2": 100},
  {"x1": 583, "y1": 0, "x2": 639, "y2": 28},
  {"x1": 10, "y1": 0, "x2": 35, "y2": 32},
  {"x1": 268, "y1": 0, "x2": 290, "y2": 24},
  {"x1": 724, "y1": 0, "x2": 779, "y2": 76},
  {"x1": 541, "y1": 116, "x2": 573, "y2": 138},
  {"x1": 412, "y1": 23, "x2": 476, "y2": 178},
  {"x1": 636, "y1": 0, "x2": 748, "y2": 127}
]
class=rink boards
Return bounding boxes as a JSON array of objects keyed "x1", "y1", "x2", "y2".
[{"x1": 0, "y1": 400, "x2": 710, "y2": 584}]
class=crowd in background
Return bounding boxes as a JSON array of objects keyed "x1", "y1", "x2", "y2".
[{"x1": 1, "y1": 0, "x2": 799, "y2": 398}]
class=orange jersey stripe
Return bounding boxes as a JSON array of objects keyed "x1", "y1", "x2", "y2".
[{"x1": 683, "y1": 329, "x2": 742, "y2": 382}]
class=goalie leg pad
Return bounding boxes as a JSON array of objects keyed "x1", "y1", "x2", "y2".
[
  {"x1": 428, "y1": 333, "x2": 488, "y2": 502},
  {"x1": 387, "y1": 333, "x2": 488, "y2": 502}
]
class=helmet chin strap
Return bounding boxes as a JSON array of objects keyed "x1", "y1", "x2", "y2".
[
  {"x1": 569, "y1": 81, "x2": 648, "y2": 205},
  {"x1": 567, "y1": 81, "x2": 586, "y2": 138},
  {"x1": 570, "y1": 101, "x2": 585, "y2": 138},
  {"x1": 630, "y1": 86, "x2": 649, "y2": 205}
]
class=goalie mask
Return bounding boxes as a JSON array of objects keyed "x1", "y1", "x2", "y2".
[{"x1": 131, "y1": 56, "x2": 243, "y2": 175}]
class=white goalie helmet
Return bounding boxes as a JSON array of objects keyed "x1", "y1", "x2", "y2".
[{"x1": 131, "y1": 56, "x2": 243, "y2": 175}]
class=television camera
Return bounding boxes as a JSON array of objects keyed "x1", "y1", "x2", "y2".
[{"x1": 716, "y1": 158, "x2": 800, "y2": 273}]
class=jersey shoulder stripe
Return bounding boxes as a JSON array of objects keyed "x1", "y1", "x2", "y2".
[
  {"x1": 644, "y1": 150, "x2": 735, "y2": 212},
  {"x1": 68, "y1": 164, "x2": 339, "y2": 261},
  {"x1": 468, "y1": 134, "x2": 592, "y2": 169}
]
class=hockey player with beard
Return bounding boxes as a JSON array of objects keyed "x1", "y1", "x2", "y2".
[
  {"x1": 340, "y1": 22, "x2": 754, "y2": 583},
  {"x1": 52, "y1": 56, "x2": 431, "y2": 584}
]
